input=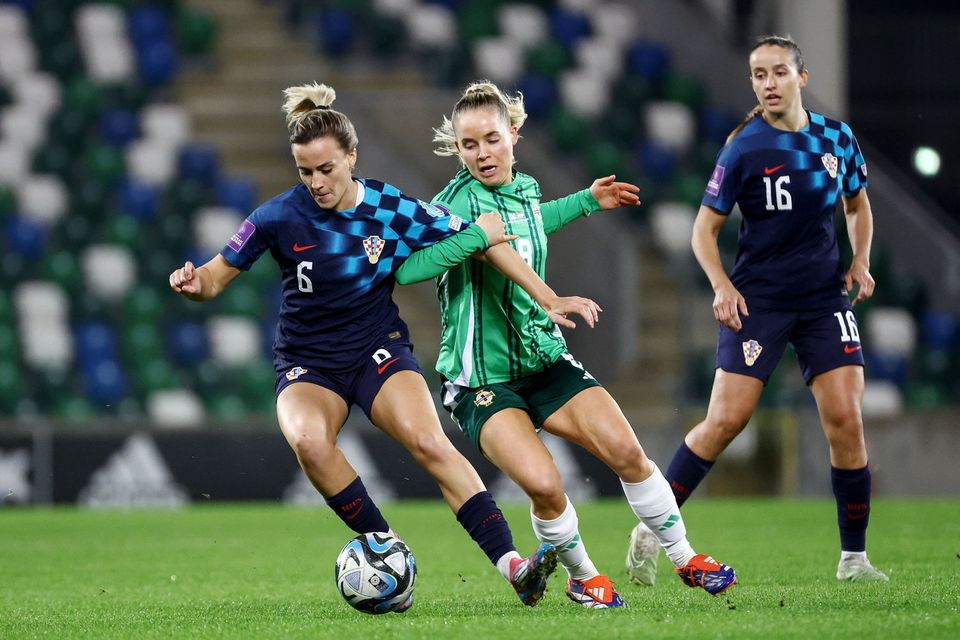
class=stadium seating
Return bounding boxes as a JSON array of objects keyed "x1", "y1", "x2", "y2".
[{"x1": 0, "y1": 0, "x2": 954, "y2": 428}]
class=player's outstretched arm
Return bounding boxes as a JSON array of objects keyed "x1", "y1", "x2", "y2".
[
  {"x1": 169, "y1": 254, "x2": 241, "y2": 302},
  {"x1": 481, "y1": 243, "x2": 601, "y2": 329}
]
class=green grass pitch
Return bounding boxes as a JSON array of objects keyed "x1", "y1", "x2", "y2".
[{"x1": 1, "y1": 499, "x2": 957, "y2": 639}]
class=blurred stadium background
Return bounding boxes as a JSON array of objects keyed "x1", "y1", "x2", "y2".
[{"x1": 0, "y1": 0, "x2": 957, "y2": 508}]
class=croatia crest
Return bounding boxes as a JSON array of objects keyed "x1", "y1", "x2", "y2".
[
  {"x1": 742, "y1": 340, "x2": 763, "y2": 367},
  {"x1": 821, "y1": 153, "x2": 838, "y2": 179},
  {"x1": 285, "y1": 366, "x2": 308, "y2": 381},
  {"x1": 362, "y1": 235, "x2": 385, "y2": 264},
  {"x1": 474, "y1": 389, "x2": 496, "y2": 407}
]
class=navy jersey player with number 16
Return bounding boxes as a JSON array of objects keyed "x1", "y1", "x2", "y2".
[
  {"x1": 627, "y1": 36, "x2": 888, "y2": 584},
  {"x1": 168, "y1": 82, "x2": 593, "y2": 607}
]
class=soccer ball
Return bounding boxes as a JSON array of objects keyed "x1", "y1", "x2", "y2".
[{"x1": 334, "y1": 532, "x2": 417, "y2": 614}]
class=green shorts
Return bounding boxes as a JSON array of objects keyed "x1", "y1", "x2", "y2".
[{"x1": 439, "y1": 353, "x2": 602, "y2": 449}]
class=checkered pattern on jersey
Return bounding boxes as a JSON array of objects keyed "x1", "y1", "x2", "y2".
[
  {"x1": 220, "y1": 179, "x2": 466, "y2": 372},
  {"x1": 700, "y1": 111, "x2": 868, "y2": 310}
]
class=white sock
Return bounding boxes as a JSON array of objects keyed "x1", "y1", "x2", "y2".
[
  {"x1": 621, "y1": 465, "x2": 696, "y2": 568},
  {"x1": 840, "y1": 550, "x2": 867, "y2": 562},
  {"x1": 530, "y1": 496, "x2": 599, "y2": 581},
  {"x1": 495, "y1": 551, "x2": 522, "y2": 581}
]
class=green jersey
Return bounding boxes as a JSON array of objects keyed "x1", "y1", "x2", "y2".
[{"x1": 432, "y1": 168, "x2": 599, "y2": 387}]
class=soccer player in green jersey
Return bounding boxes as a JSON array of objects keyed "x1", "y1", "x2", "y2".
[{"x1": 415, "y1": 82, "x2": 738, "y2": 606}]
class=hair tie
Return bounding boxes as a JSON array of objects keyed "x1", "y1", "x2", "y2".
[{"x1": 315, "y1": 104, "x2": 331, "y2": 111}]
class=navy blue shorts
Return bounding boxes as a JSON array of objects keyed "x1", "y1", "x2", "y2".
[
  {"x1": 275, "y1": 339, "x2": 423, "y2": 419},
  {"x1": 716, "y1": 300, "x2": 865, "y2": 384}
]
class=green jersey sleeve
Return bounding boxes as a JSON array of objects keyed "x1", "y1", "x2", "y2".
[
  {"x1": 394, "y1": 224, "x2": 489, "y2": 285},
  {"x1": 539, "y1": 188, "x2": 600, "y2": 234}
]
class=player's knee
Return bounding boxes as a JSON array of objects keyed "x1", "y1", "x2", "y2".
[
  {"x1": 288, "y1": 430, "x2": 336, "y2": 466},
  {"x1": 706, "y1": 411, "x2": 750, "y2": 443},
  {"x1": 604, "y1": 440, "x2": 648, "y2": 477},
  {"x1": 521, "y1": 473, "x2": 565, "y2": 511},
  {"x1": 406, "y1": 431, "x2": 457, "y2": 467}
]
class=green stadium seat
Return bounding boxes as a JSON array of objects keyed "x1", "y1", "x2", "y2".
[
  {"x1": 177, "y1": 6, "x2": 219, "y2": 56},
  {"x1": 586, "y1": 140, "x2": 627, "y2": 180},
  {"x1": 54, "y1": 394, "x2": 96, "y2": 422},
  {"x1": 0, "y1": 324, "x2": 18, "y2": 362},
  {"x1": 104, "y1": 214, "x2": 142, "y2": 250},
  {"x1": 548, "y1": 108, "x2": 588, "y2": 153},
  {"x1": 662, "y1": 72, "x2": 705, "y2": 112},
  {"x1": 0, "y1": 360, "x2": 21, "y2": 413},
  {"x1": 121, "y1": 322, "x2": 165, "y2": 362},
  {"x1": 220, "y1": 283, "x2": 264, "y2": 317},
  {"x1": 206, "y1": 392, "x2": 249, "y2": 421},
  {"x1": 526, "y1": 42, "x2": 572, "y2": 79},
  {"x1": 40, "y1": 250, "x2": 82, "y2": 292},
  {"x1": 458, "y1": 0, "x2": 501, "y2": 42}
]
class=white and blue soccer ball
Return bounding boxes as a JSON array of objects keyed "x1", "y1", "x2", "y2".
[{"x1": 334, "y1": 532, "x2": 417, "y2": 614}]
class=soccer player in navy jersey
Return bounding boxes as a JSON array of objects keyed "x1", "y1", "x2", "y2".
[
  {"x1": 627, "y1": 36, "x2": 888, "y2": 583},
  {"x1": 167, "y1": 82, "x2": 611, "y2": 607}
]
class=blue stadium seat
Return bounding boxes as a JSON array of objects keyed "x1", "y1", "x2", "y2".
[
  {"x1": 516, "y1": 72, "x2": 556, "y2": 118},
  {"x1": 73, "y1": 321, "x2": 120, "y2": 368},
  {"x1": 314, "y1": 7, "x2": 356, "y2": 57},
  {"x1": 920, "y1": 310, "x2": 956, "y2": 352},
  {"x1": 167, "y1": 320, "x2": 210, "y2": 366},
  {"x1": 216, "y1": 175, "x2": 258, "y2": 214},
  {"x1": 4, "y1": 214, "x2": 46, "y2": 259},
  {"x1": 118, "y1": 176, "x2": 160, "y2": 221},
  {"x1": 178, "y1": 142, "x2": 220, "y2": 186},
  {"x1": 549, "y1": 7, "x2": 591, "y2": 50},
  {"x1": 81, "y1": 358, "x2": 128, "y2": 405},
  {"x1": 626, "y1": 40, "x2": 671, "y2": 83},
  {"x1": 636, "y1": 141, "x2": 677, "y2": 185},
  {"x1": 99, "y1": 107, "x2": 141, "y2": 148}
]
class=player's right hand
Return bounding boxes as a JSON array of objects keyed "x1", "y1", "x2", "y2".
[
  {"x1": 542, "y1": 295, "x2": 602, "y2": 329},
  {"x1": 475, "y1": 212, "x2": 518, "y2": 247},
  {"x1": 169, "y1": 261, "x2": 202, "y2": 295},
  {"x1": 713, "y1": 281, "x2": 748, "y2": 331}
]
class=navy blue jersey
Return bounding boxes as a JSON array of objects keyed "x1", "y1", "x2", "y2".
[
  {"x1": 703, "y1": 110, "x2": 868, "y2": 310},
  {"x1": 221, "y1": 179, "x2": 467, "y2": 373}
]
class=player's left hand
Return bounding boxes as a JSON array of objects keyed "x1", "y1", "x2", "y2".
[
  {"x1": 542, "y1": 295, "x2": 602, "y2": 329},
  {"x1": 589, "y1": 175, "x2": 641, "y2": 209},
  {"x1": 844, "y1": 257, "x2": 875, "y2": 305}
]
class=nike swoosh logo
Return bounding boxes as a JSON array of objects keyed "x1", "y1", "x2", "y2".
[
  {"x1": 293, "y1": 243, "x2": 317, "y2": 252},
  {"x1": 848, "y1": 511, "x2": 868, "y2": 520},
  {"x1": 344, "y1": 504, "x2": 364, "y2": 520},
  {"x1": 764, "y1": 164, "x2": 786, "y2": 175},
  {"x1": 377, "y1": 357, "x2": 400, "y2": 375},
  {"x1": 844, "y1": 345, "x2": 862, "y2": 353}
]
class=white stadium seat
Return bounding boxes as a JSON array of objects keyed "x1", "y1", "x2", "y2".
[
  {"x1": 588, "y1": 2, "x2": 640, "y2": 45},
  {"x1": 140, "y1": 104, "x2": 192, "y2": 148},
  {"x1": 194, "y1": 206, "x2": 244, "y2": 256},
  {"x1": 645, "y1": 100, "x2": 697, "y2": 154},
  {"x1": 126, "y1": 139, "x2": 178, "y2": 187},
  {"x1": 650, "y1": 201, "x2": 697, "y2": 258},
  {"x1": 866, "y1": 306, "x2": 917, "y2": 356},
  {"x1": 16, "y1": 174, "x2": 69, "y2": 227},
  {"x1": 473, "y1": 37, "x2": 524, "y2": 86},
  {"x1": 208, "y1": 316, "x2": 262, "y2": 366},
  {"x1": 559, "y1": 68, "x2": 611, "y2": 119},
  {"x1": 498, "y1": 4, "x2": 549, "y2": 50},
  {"x1": 82, "y1": 244, "x2": 138, "y2": 300},
  {"x1": 147, "y1": 388, "x2": 206, "y2": 427},
  {"x1": 405, "y1": 4, "x2": 457, "y2": 50}
]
